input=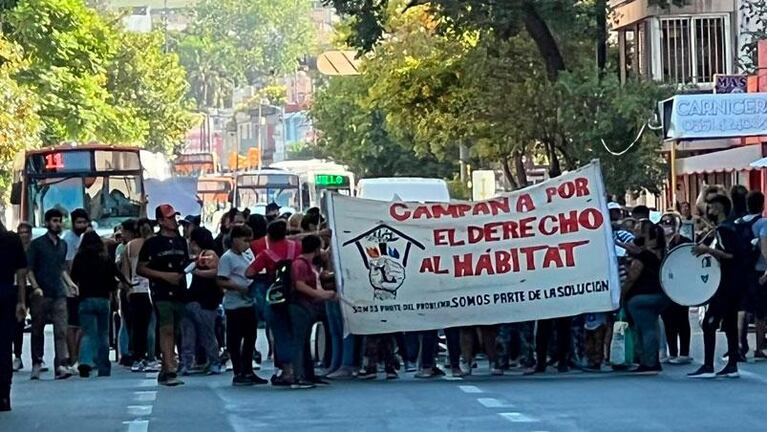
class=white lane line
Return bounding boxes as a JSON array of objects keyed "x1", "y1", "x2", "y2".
[
  {"x1": 133, "y1": 391, "x2": 157, "y2": 402},
  {"x1": 123, "y1": 420, "x2": 149, "y2": 432},
  {"x1": 499, "y1": 412, "x2": 539, "y2": 423},
  {"x1": 458, "y1": 385, "x2": 483, "y2": 393},
  {"x1": 136, "y1": 379, "x2": 157, "y2": 388},
  {"x1": 127, "y1": 405, "x2": 154, "y2": 416},
  {"x1": 477, "y1": 398, "x2": 514, "y2": 408}
]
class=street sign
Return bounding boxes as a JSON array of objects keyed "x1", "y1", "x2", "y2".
[{"x1": 714, "y1": 74, "x2": 747, "y2": 93}]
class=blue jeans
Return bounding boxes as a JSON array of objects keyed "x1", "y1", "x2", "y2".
[
  {"x1": 289, "y1": 303, "x2": 318, "y2": 381},
  {"x1": 341, "y1": 335, "x2": 360, "y2": 368},
  {"x1": 325, "y1": 300, "x2": 344, "y2": 372},
  {"x1": 79, "y1": 298, "x2": 111, "y2": 375},
  {"x1": 627, "y1": 294, "x2": 670, "y2": 367},
  {"x1": 264, "y1": 303, "x2": 292, "y2": 367}
]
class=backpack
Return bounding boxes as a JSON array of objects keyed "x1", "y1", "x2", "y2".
[
  {"x1": 264, "y1": 240, "x2": 298, "y2": 307},
  {"x1": 732, "y1": 216, "x2": 762, "y2": 272}
]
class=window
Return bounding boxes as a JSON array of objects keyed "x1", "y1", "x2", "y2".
[
  {"x1": 620, "y1": 22, "x2": 647, "y2": 81},
  {"x1": 661, "y1": 16, "x2": 726, "y2": 84}
]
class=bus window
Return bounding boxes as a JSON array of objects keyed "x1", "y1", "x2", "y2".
[
  {"x1": 302, "y1": 183, "x2": 311, "y2": 209},
  {"x1": 29, "y1": 176, "x2": 84, "y2": 228},
  {"x1": 86, "y1": 175, "x2": 142, "y2": 229}
]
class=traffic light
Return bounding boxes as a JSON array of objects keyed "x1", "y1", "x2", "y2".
[{"x1": 247, "y1": 148, "x2": 261, "y2": 169}]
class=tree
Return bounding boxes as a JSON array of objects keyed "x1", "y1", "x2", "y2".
[
  {"x1": 107, "y1": 31, "x2": 195, "y2": 154},
  {"x1": 5, "y1": 0, "x2": 133, "y2": 144},
  {"x1": 311, "y1": 75, "x2": 456, "y2": 179},
  {"x1": 0, "y1": 35, "x2": 42, "y2": 197},
  {"x1": 177, "y1": 0, "x2": 315, "y2": 108}
]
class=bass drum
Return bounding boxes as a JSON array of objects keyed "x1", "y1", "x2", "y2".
[{"x1": 660, "y1": 244, "x2": 721, "y2": 307}]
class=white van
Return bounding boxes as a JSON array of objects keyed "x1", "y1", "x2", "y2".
[{"x1": 356, "y1": 177, "x2": 450, "y2": 202}]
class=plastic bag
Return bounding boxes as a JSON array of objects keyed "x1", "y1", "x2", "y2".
[{"x1": 610, "y1": 310, "x2": 634, "y2": 368}]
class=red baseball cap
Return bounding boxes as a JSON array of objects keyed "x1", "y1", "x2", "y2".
[{"x1": 155, "y1": 204, "x2": 180, "y2": 220}]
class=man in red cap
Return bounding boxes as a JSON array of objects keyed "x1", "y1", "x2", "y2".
[{"x1": 137, "y1": 204, "x2": 190, "y2": 386}]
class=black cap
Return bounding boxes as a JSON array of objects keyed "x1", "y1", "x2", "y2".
[
  {"x1": 180, "y1": 215, "x2": 201, "y2": 226},
  {"x1": 265, "y1": 202, "x2": 280, "y2": 214}
]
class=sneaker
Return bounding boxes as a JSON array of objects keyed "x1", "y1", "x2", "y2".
[
  {"x1": 490, "y1": 367, "x2": 504, "y2": 376},
  {"x1": 524, "y1": 365, "x2": 547, "y2": 375},
  {"x1": 30, "y1": 364, "x2": 42, "y2": 380},
  {"x1": 270, "y1": 374, "x2": 291, "y2": 387},
  {"x1": 357, "y1": 369, "x2": 377, "y2": 380},
  {"x1": 632, "y1": 364, "x2": 661, "y2": 375},
  {"x1": 163, "y1": 373, "x2": 184, "y2": 387},
  {"x1": 12, "y1": 357, "x2": 23, "y2": 372},
  {"x1": 582, "y1": 363, "x2": 602, "y2": 373},
  {"x1": 687, "y1": 366, "x2": 716, "y2": 379},
  {"x1": 721, "y1": 352, "x2": 747, "y2": 363},
  {"x1": 244, "y1": 374, "x2": 269, "y2": 385},
  {"x1": 290, "y1": 379, "x2": 316, "y2": 389},
  {"x1": 414, "y1": 368, "x2": 437, "y2": 379},
  {"x1": 715, "y1": 364, "x2": 740, "y2": 378},
  {"x1": 179, "y1": 366, "x2": 191, "y2": 377},
  {"x1": 405, "y1": 361, "x2": 417, "y2": 372},
  {"x1": 55, "y1": 365, "x2": 73, "y2": 380},
  {"x1": 252, "y1": 361, "x2": 261, "y2": 371},
  {"x1": 232, "y1": 375, "x2": 254, "y2": 386},
  {"x1": 451, "y1": 367, "x2": 466, "y2": 378},
  {"x1": 753, "y1": 351, "x2": 767, "y2": 361},
  {"x1": 39, "y1": 361, "x2": 49, "y2": 372},
  {"x1": 78, "y1": 364, "x2": 92, "y2": 378},
  {"x1": 311, "y1": 377, "x2": 331, "y2": 386},
  {"x1": 663, "y1": 356, "x2": 677, "y2": 364},
  {"x1": 0, "y1": 397, "x2": 9, "y2": 412},
  {"x1": 669, "y1": 356, "x2": 693, "y2": 365},
  {"x1": 131, "y1": 361, "x2": 146, "y2": 373},
  {"x1": 157, "y1": 371, "x2": 168, "y2": 385},
  {"x1": 207, "y1": 364, "x2": 223, "y2": 375},
  {"x1": 327, "y1": 367, "x2": 355, "y2": 379},
  {"x1": 385, "y1": 370, "x2": 398, "y2": 380},
  {"x1": 144, "y1": 360, "x2": 161, "y2": 373}
]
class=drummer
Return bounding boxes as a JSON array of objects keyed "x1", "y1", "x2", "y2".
[
  {"x1": 689, "y1": 195, "x2": 741, "y2": 379},
  {"x1": 659, "y1": 213, "x2": 693, "y2": 365}
]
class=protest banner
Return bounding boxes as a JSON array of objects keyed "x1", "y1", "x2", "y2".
[{"x1": 326, "y1": 161, "x2": 621, "y2": 335}]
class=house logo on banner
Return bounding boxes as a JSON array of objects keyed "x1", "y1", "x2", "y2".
[{"x1": 343, "y1": 224, "x2": 425, "y2": 300}]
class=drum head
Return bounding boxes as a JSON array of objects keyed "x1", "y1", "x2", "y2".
[{"x1": 660, "y1": 244, "x2": 721, "y2": 306}]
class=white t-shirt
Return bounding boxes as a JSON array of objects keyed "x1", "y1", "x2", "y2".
[
  {"x1": 63, "y1": 230, "x2": 81, "y2": 262},
  {"x1": 217, "y1": 249, "x2": 255, "y2": 310}
]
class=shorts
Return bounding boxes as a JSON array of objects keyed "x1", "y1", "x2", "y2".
[
  {"x1": 67, "y1": 297, "x2": 80, "y2": 327},
  {"x1": 155, "y1": 300, "x2": 186, "y2": 329},
  {"x1": 744, "y1": 272, "x2": 767, "y2": 319}
]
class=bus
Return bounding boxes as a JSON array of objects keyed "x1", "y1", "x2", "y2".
[
  {"x1": 233, "y1": 169, "x2": 302, "y2": 215},
  {"x1": 172, "y1": 152, "x2": 217, "y2": 176},
  {"x1": 197, "y1": 175, "x2": 233, "y2": 229},
  {"x1": 8, "y1": 144, "x2": 170, "y2": 236},
  {"x1": 269, "y1": 159, "x2": 355, "y2": 207}
]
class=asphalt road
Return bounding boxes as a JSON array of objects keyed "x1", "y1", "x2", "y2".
[{"x1": 4, "y1": 325, "x2": 767, "y2": 432}]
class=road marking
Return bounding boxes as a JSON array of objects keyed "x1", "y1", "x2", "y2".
[
  {"x1": 133, "y1": 391, "x2": 157, "y2": 402},
  {"x1": 136, "y1": 379, "x2": 157, "y2": 388},
  {"x1": 739, "y1": 370, "x2": 767, "y2": 384},
  {"x1": 458, "y1": 385, "x2": 483, "y2": 393},
  {"x1": 499, "y1": 412, "x2": 539, "y2": 423},
  {"x1": 477, "y1": 398, "x2": 514, "y2": 408},
  {"x1": 123, "y1": 420, "x2": 149, "y2": 432},
  {"x1": 127, "y1": 405, "x2": 153, "y2": 416}
]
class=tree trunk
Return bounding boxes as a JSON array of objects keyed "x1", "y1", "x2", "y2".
[
  {"x1": 596, "y1": 0, "x2": 607, "y2": 78},
  {"x1": 513, "y1": 151, "x2": 529, "y2": 188},
  {"x1": 501, "y1": 157, "x2": 519, "y2": 190},
  {"x1": 545, "y1": 140, "x2": 562, "y2": 178},
  {"x1": 521, "y1": 1, "x2": 567, "y2": 81}
]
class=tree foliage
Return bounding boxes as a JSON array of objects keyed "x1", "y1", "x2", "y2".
[
  {"x1": 177, "y1": 0, "x2": 315, "y2": 108},
  {"x1": 0, "y1": 35, "x2": 42, "y2": 196},
  {"x1": 311, "y1": 75, "x2": 457, "y2": 179}
]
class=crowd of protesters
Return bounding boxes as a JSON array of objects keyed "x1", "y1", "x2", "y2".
[{"x1": 1, "y1": 183, "x2": 765, "y2": 411}]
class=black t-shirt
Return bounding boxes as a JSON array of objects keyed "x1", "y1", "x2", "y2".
[
  {"x1": 668, "y1": 234, "x2": 692, "y2": 250},
  {"x1": 629, "y1": 250, "x2": 663, "y2": 298},
  {"x1": 71, "y1": 251, "x2": 121, "y2": 299},
  {"x1": 712, "y1": 223, "x2": 739, "y2": 294},
  {"x1": 138, "y1": 234, "x2": 189, "y2": 302},
  {"x1": 189, "y1": 263, "x2": 222, "y2": 310},
  {"x1": 0, "y1": 231, "x2": 26, "y2": 285}
]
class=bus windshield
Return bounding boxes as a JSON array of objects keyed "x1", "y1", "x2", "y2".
[
  {"x1": 237, "y1": 187, "x2": 299, "y2": 213},
  {"x1": 28, "y1": 174, "x2": 143, "y2": 230}
]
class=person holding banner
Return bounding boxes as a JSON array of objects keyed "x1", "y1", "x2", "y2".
[
  {"x1": 624, "y1": 220, "x2": 670, "y2": 373},
  {"x1": 688, "y1": 195, "x2": 741, "y2": 379}
]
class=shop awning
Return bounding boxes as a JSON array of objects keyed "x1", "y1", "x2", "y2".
[{"x1": 676, "y1": 144, "x2": 763, "y2": 175}]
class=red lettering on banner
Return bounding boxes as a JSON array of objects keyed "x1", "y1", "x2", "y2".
[
  {"x1": 475, "y1": 253, "x2": 495, "y2": 275},
  {"x1": 501, "y1": 221, "x2": 519, "y2": 239},
  {"x1": 390, "y1": 203, "x2": 410, "y2": 222},
  {"x1": 434, "y1": 229, "x2": 449, "y2": 246},
  {"x1": 432, "y1": 204, "x2": 456, "y2": 219},
  {"x1": 434, "y1": 256, "x2": 449, "y2": 274},
  {"x1": 520, "y1": 246, "x2": 547, "y2": 270},
  {"x1": 473, "y1": 202, "x2": 491, "y2": 216},
  {"x1": 516, "y1": 194, "x2": 535, "y2": 212},
  {"x1": 579, "y1": 208, "x2": 604, "y2": 230},
  {"x1": 559, "y1": 211, "x2": 579, "y2": 233},
  {"x1": 454, "y1": 254, "x2": 474, "y2": 278},
  {"x1": 484, "y1": 222, "x2": 503, "y2": 242},
  {"x1": 468, "y1": 226, "x2": 484, "y2": 244},
  {"x1": 495, "y1": 251, "x2": 512, "y2": 274},
  {"x1": 539, "y1": 215, "x2": 558, "y2": 235},
  {"x1": 560, "y1": 240, "x2": 590, "y2": 266},
  {"x1": 542, "y1": 247, "x2": 564, "y2": 268},
  {"x1": 412, "y1": 206, "x2": 432, "y2": 220},
  {"x1": 489, "y1": 198, "x2": 511, "y2": 215},
  {"x1": 419, "y1": 257, "x2": 435, "y2": 273},
  {"x1": 574, "y1": 177, "x2": 590, "y2": 196},
  {"x1": 456, "y1": 204, "x2": 472, "y2": 218},
  {"x1": 519, "y1": 217, "x2": 535, "y2": 238}
]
